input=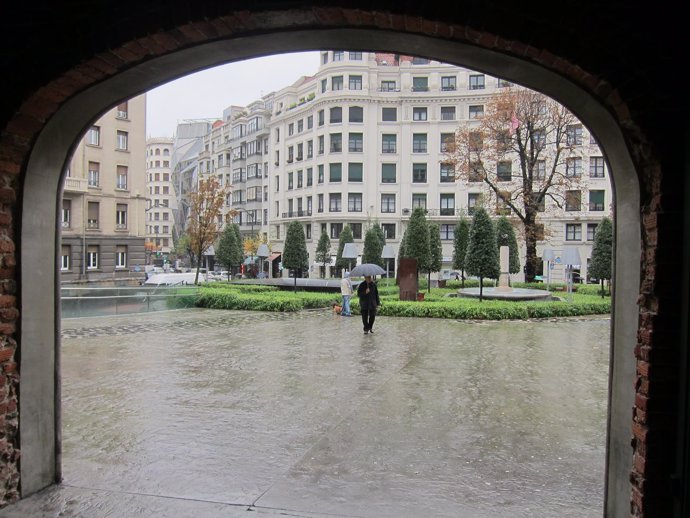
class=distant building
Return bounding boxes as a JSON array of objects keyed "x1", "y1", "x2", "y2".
[
  {"x1": 145, "y1": 137, "x2": 175, "y2": 261},
  {"x1": 60, "y1": 95, "x2": 147, "y2": 282}
]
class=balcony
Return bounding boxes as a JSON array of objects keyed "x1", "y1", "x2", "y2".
[
  {"x1": 63, "y1": 177, "x2": 88, "y2": 193},
  {"x1": 281, "y1": 209, "x2": 313, "y2": 218}
]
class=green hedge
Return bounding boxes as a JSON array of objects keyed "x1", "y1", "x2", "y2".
[{"x1": 196, "y1": 285, "x2": 334, "y2": 312}]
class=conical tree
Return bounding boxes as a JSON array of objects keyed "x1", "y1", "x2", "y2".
[
  {"x1": 495, "y1": 216, "x2": 521, "y2": 277},
  {"x1": 335, "y1": 224, "x2": 354, "y2": 272},
  {"x1": 232, "y1": 223, "x2": 243, "y2": 275},
  {"x1": 427, "y1": 223, "x2": 443, "y2": 293},
  {"x1": 465, "y1": 208, "x2": 500, "y2": 301},
  {"x1": 405, "y1": 208, "x2": 430, "y2": 283},
  {"x1": 314, "y1": 230, "x2": 331, "y2": 278},
  {"x1": 589, "y1": 216, "x2": 613, "y2": 297},
  {"x1": 373, "y1": 223, "x2": 386, "y2": 267},
  {"x1": 396, "y1": 226, "x2": 409, "y2": 285},
  {"x1": 452, "y1": 218, "x2": 470, "y2": 288},
  {"x1": 283, "y1": 221, "x2": 309, "y2": 291},
  {"x1": 362, "y1": 226, "x2": 384, "y2": 267},
  {"x1": 215, "y1": 224, "x2": 242, "y2": 280}
]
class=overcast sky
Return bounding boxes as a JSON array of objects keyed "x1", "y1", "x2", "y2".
[{"x1": 146, "y1": 51, "x2": 322, "y2": 138}]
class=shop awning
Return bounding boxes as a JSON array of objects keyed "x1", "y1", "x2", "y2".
[{"x1": 268, "y1": 252, "x2": 281, "y2": 262}]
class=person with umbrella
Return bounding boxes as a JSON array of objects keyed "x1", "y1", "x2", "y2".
[
  {"x1": 357, "y1": 275, "x2": 380, "y2": 334},
  {"x1": 340, "y1": 271, "x2": 353, "y2": 316}
]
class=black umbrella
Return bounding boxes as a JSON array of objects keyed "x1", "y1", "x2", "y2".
[{"x1": 349, "y1": 263, "x2": 386, "y2": 277}]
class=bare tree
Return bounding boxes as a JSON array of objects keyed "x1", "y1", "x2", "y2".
[
  {"x1": 187, "y1": 176, "x2": 227, "y2": 285},
  {"x1": 445, "y1": 87, "x2": 584, "y2": 281}
]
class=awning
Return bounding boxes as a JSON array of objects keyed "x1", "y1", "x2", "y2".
[{"x1": 268, "y1": 252, "x2": 281, "y2": 262}]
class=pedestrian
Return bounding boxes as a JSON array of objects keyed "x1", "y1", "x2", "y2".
[
  {"x1": 357, "y1": 275, "x2": 380, "y2": 334},
  {"x1": 340, "y1": 271, "x2": 353, "y2": 316}
]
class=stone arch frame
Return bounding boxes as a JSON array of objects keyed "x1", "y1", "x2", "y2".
[{"x1": 5, "y1": 11, "x2": 646, "y2": 516}]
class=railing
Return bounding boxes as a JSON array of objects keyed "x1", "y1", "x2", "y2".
[
  {"x1": 60, "y1": 285, "x2": 199, "y2": 318},
  {"x1": 281, "y1": 209, "x2": 313, "y2": 218},
  {"x1": 63, "y1": 177, "x2": 88, "y2": 192}
]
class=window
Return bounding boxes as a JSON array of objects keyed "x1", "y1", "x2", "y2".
[
  {"x1": 330, "y1": 133, "x2": 342, "y2": 152},
  {"x1": 307, "y1": 140, "x2": 313, "y2": 158},
  {"x1": 288, "y1": 123, "x2": 294, "y2": 136},
  {"x1": 412, "y1": 133, "x2": 427, "y2": 153},
  {"x1": 497, "y1": 78, "x2": 512, "y2": 88},
  {"x1": 566, "y1": 190, "x2": 581, "y2": 211},
  {"x1": 318, "y1": 165, "x2": 324, "y2": 184},
  {"x1": 307, "y1": 196, "x2": 313, "y2": 214},
  {"x1": 589, "y1": 190, "x2": 605, "y2": 211},
  {"x1": 116, "y1": 130, "x2": 128, "y2": 150},
  {"x1": 590, "y1": 156, "x2": 605, "y2": 177},
  {"x1": 412, "y1": 163, "x2": 427, "y2": 183},
  {"x1": 349, "y1": 133, "x2": 363, "y2": 152},
  {"x1": 497, "y1": 161, "x2": 512, "y2": 181},
  {"x1": 321, "y1": 52, "x2": 328, "y2": 64},
  {"x1": 382, "y1": 224, "x2": 396, "y2": 239},
  {"x1": 297, "y1": 143, "x2": 303, "y2": 160},
  {"x1": 566, "y1": 223, "x2": 582, "y2": 241},
  {"x1": 307, "y1": 168, "x2": 313, "y2": 186},
  {"x1": 468, "y1": 193, "x2": 482, "y2": 215},
  {"x1": 88, "y1": 161, "x2": 100, "y2": 187},
  {"x1": 87, "y1": 126, "x2": 100, "y2": 146},
  {"x1": 288, "y1": 146, "x2": 294, "y2": 162},
  {"x1": 382, "y1": 107, "x2": 397, "y2": 121},
  {"x1": 440, "y1": 163, "x2": 455, "y2": 183},
  {"x1": 348, "y1": 193, "x2": 363, "y2": 212},
  {"x1": 297, "y1": 119, "x2": 303, "y2": 133},
  {"x1": 440, "y1": 224, "x2": 455, "y2": 240},
  {"x1": 440, "y1": 193, "x2": 455, "y2": 215},
  {"x1": 297, "y1": 170, "x2": 303, "y2": 188},
  {"x1": 116, "y1": 165, "x2": 127, "y2": 189},
  {"x1": 587, "y1": 223, "x2": 598, "y2": 241},
  {"x1": 349, "y1": 106, "x2": 363, "y2": 123},
  {"x1": 288, "y1": 172, "x2": 293, "y2": 190},
  {"x1": 566, "y1": 124, "x2": 583, "y2": 146},
  {"x1": 349, "y1": 51, "x2": 362, "y2": 60},
  {"x1": 381, "y1": 194, "x2": 396, "y2": 213},
  {"x1": 330, "y1": 222, "x2": 343, "y2": 239},
  {"x1": 307, "y1": 115, "x2": 313, "y2": 129},
  {"x1": 469, "y1": 74, "x2": 485, "y2": 90},
  {"x1": 274, "y1": 175, "x2": 280, "y2": 191},
  {"x1": 412, "y1": 193, "x2": 427, "y2": 209},
  {"x1": 440, "y1": 133, "x2": 454, "y2": 152},
  {"x1": 61, "y1": 245, "x2": 70, "y2": 271},
  {"x1": 350, "y1": 223, "x2": 363, "y2": 239},
  {"x1": 318, "y1": 193, "x2": 324, "y2": 212},
  {"x1": 380, "y1": 80, "x2": 397, "y2": 92},
  {"x1": 333, "y1": 51, "x2": 344, "y2": 61},
  {"x1": 441, "y1": 76, "x2": 457, "y2": 91},
  {"x1": 349, "y1": 75, "x2": 362, "y2": 90},
  {"x1": 381, "y1": 164, "x2": 396, "y2": 183},
  {"x1": 318, "y1": 135, "x2": 324, "y2": 154},
  {"x1": 496, "y1": 130, "x2": 511, "y2": 153},
  {"x1": 469, "y1": 131, "x2": 483, "y2": 152},
  {"x1": 566, "y1": 157, "x2": 583, "y2": 177},
  {"x1": 441, "y1": 106, "x2": 456, "y2": 120},
  {"x1": 413, "y1": 107, "x2": 428, "y2": 121},
  {"x1": 329, "y1": 163, "x2": 342, "y2": 182},
  {"x1": 469, "y1": 105, "x2": 484, "y2": 119},
  {"x1": 329, "y1": 193, "x2": 342, "y2": 212},
  {"x1": 412, "y1": 76, "x2": 429, "y2": 92},
  {"x1": 496, "y1": 193, "x2": 511, "y2": 215},
  {"x1": 332, "y1": 76, "x2": 344, "y2": 91},
  {"x1": 382, "y1": 134, "x2": 397, "y2": 153},
  {"x1": 115, "y1": 245, "x2": 127, "y2": 269},
  {"x1": 411, "y1": 57, "x2": 430, "y2": 64},
  {"x1": 318, "y1": 110, "x2": 324, "y2": 126},
  {"x1": 534, "y1": 160, "x2": 546, "y2": 180},
  {"x1": 330, "y1": 107, "x2": 342, "y2": 124},
  {"x1": 116, "y1": 101, "x2": 128, "y2": 118},
  {"x1": 532, "y1": 192, "x2": 546, "y2": 212},
  {"x1": 348, "y1": 163, "x2": 363, "y2": 182},
  {"x1": 61, "y1": 199, "x2": 71, "y2": 228},
  {"x1": 306, "y1": 224, "x2": 312, "y2": 240},
  {"x1": 116, "y1": 204, "x2": 127, "y2": 229},
  {"x1": 87, "y1": 245, "x2": 99, "y2": 269},
  {"x1": 87, "y1": 201, "x2": 99, "y2": 229}
]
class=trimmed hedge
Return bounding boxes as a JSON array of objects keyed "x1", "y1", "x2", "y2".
[{"x1": 196, "y1": 285, "x2": 334, "y2": 312}]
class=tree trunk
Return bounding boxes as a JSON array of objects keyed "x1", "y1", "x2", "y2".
[
  {"x1": 194, "y1": 250, "x2": 202, "y2": 285},
  {"x1": 600, "y1": 278, "x2": 605, "y2": 299},
  {"x1": 523, "y1": 214, "x2": 538, "y2": 283},
  {"x1": 293, "y1": 272, "x2": 297, "y2": 292},
  {"x1": 427, "y1": 271, "x2": 431, "y2": 293},
  {"x1": 461, "y1": 269, "x2": 465, "y2": 289},
  {"x1": 479, "y1": 276, "x2": 484, "y2": 302}
]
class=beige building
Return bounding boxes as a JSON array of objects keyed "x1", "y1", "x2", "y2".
[
  {"x1": 146, "y1": 137, "x2": 176, "y2": 260},
  {"x1": 61, "y1": 95, "x2": 147, "y2": 282}
]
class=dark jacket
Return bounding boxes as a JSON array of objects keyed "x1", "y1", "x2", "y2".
[{"x1": 357, "y1": 279, "x2": 380, "y2": 310}]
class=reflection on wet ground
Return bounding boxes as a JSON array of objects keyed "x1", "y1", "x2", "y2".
[{"x1": 2, "y1": 309, "x2": 610, "y2": 517}]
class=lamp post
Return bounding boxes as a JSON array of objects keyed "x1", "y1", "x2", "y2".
[
  {"x1": 542, "y1": 248, "x2": 555, "y2": 290},
  {"x1": 381, "y1": 244, "x2": 396, "y2": 279}
]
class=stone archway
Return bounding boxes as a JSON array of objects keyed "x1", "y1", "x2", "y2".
[{"x1": 5, "y1": 11, "x2": 644, "y2": 516}]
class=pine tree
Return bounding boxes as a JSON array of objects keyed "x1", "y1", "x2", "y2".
[
  {"x1": 283, "y1": 221, "x2": 309, "y2": 291},
  {"x1": 362, "y1": 226, "x2": 384, "y2": 266},
  {"x1": 373, "y1": 223, "x2": 386, "y2": 267},
  {"x1": 427, "y1": 223, "x2": 443, "y2": 292},
  {"x1": 589, "y1": 216, "x2": 613, "y2": 297},
  {"x1": 495, "y1": 216, "x2": 521, "y2": 275},
  {"x1": 465, "y1": 208, "x2": 500, "y2": 301},
  {"x1": 335, "y1": 224, "x2": 354, "y2": 272},
  {"x1": 452, "y1": 218, "x2": 470, "y2": 287},
  {"x1": 314, "y1": 230, "x2": 331, "y2": 278},
  {"x1": 405, "y1": 208, "x2": 430, "y2": 281},
  {"x1": 215, "y1": 224, "x2": 239, "y2": 279}
]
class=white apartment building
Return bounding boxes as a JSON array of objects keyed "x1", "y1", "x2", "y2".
[
  {"x1": 61, "y1": 95, "x2": 147, "y2": 282},
  {"x1": 145, "y1": 137, "x2": 176, "y2": 260}
]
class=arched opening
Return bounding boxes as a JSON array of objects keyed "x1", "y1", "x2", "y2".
[{"x1": 19, "y1": 28, "x2": 639, "y2": 515}]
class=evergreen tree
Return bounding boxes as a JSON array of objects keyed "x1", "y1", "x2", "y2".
[
  {"x1": 314, "y1": 230, "x2": 331, "y2": 278},
  {"x1": 215, "y1": 225, "x2": 240, "y2": 280},
  {"x1": 465, "y1": 208, "x2": 500, "y2": 301},
  {"x1": 373, "y1": 222, "x2": 386, "y2": 267},
  {"x1": 452, "y1": 218, "x2": 470, "y2": 288},
  {"x1": 427, "y1": 223, "x2": 443, "y2": 292},
  {"x1": 589, "y1": 216, "x2": 613, "y2": 297},
  {"x1": 335, "y1": 224, "x2": 354, "y2": 272},
  {"x1": 495, "y1": 216, "x2": 521, "y2": 275},
  {"x1": 362, "y1": 226, "x2": 384, "y2": 266},
  {"x1": 405, "y1": 208, "x2": 430, "y2": 280},
  {"x1": 283, "y1": 221, "x2": 309, "y2": 291},
  {"x1": 396, "y1": 226, "x2": 408, "y2": 285}
]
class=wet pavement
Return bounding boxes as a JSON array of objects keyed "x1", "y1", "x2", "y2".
[{"x1": 2, "y1": 309, "x2": 610, "y2": 517}]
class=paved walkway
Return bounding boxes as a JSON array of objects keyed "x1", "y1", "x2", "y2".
[{"x1": 2, "y1": 309, "x2": 610, "y2": 517}]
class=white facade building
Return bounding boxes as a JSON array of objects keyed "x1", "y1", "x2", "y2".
[{"x1": 145, "y1": 137, "x2": 176, "y2": 259}]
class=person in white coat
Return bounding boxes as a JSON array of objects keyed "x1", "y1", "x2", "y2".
[{"x1": 340, "y1": 272, "x2": 353, "y2": 316}]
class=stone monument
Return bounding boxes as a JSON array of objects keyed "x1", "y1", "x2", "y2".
[{"x1": 496, "y1": 246, "x2": 512, "y2": 292}]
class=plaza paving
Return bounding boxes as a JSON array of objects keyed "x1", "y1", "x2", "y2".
[{"x1": 1, "y1": 309, "x2": 610, "y2": 517}]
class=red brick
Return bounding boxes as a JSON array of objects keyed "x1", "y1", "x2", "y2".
[{"x1": 0, "y1": 348, "x2": 13, "y2": 363}]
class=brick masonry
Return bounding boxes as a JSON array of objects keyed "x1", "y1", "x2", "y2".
[{"x1": 0, "y1": 5, "x2": 679, "y2": 516}]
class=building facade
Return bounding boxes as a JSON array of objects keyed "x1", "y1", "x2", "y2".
[
  {"x1": 145, "y1": 137, "x2": 175, "y2": 261},
  {"x1": 60, "y1": 95, "x2": 147, "y2": 282}
]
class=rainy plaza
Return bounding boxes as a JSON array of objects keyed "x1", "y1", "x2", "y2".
[{"x1": 0, "y1": 308, "x2": 610, "y2": 517}]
